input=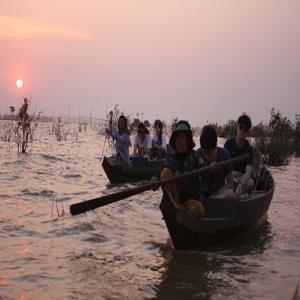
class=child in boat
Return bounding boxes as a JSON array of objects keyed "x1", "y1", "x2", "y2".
[
  {"x1": 198, "y1": 125, "x2": 239, "y2": 199},
  {"x1": 106, "y1": 113, "x2": 132, "y2": 171},
  {"x1": 224, "y1": 114, "x2": 254, "y2": 196},
  {"x1": 151, "y1": 119, "x2": 167, "y2": 160},
  {"x1": 151, "y1": 120, "x2": 205, "y2": 218},
  {"x1": 133, "y1": 123, "x2": 152, "y2": 157}
]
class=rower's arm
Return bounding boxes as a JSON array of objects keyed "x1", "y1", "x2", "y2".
[
  {"x1": 111, "y1": 131, "x2": 130, "y2": 145},
  {"x1": 241, "y1": 165, "x2": 252, "y2": 184}
]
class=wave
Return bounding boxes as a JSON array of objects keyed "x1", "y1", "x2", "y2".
[
  {"x1": 48, "y1": 222, "x2": 97, "y2": 237},
  {"x1": 62, "y1": 174, "x2": 82, "y2": 178},
  {"x1": 82, "y1": 233, "x2": 109, "y2": 243},
  {"x1": 20, "y1": 188, "x2": 55, "y2": 197},
  {"x1": 0, "y1": 193, "x2": 11, "y2": 199},
  {"x1": 3, "y1": 159, "x2": 27, "y2": 166},
  {"x1": 40, "y1": 154, "x2": 66, "y2": 162}
]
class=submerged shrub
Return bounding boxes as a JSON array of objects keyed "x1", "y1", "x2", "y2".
[
  {"x1": 263, "y1": 108, "x2": 294, "y2": 166},
  {"x1": 295, "y1": 115, "x2": 300, "y2": 156},
  {"x1": 219, "y1": 119, "x2": 237, "y2": 138},
  {"x1": 12, "y1": 98, "x2": 41, "y2": 153},
  {"x1": 54, "y1": 117, "x2": 66, "y2": 141}
]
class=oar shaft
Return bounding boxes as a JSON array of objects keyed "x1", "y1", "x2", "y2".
[{"x1": 70, "y1": 154, "x2": 249, "y2": 215}]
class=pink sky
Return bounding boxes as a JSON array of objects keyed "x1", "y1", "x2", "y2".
[{"x1": 0, "y1": 0, "x2": 299, "y2": 125}]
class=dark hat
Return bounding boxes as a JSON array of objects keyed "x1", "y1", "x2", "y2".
[{"x1": 169, "y1": 120, "x2": 195, "y2": 151}]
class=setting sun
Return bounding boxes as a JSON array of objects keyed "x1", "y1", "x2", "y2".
[{"x1": 16, "y1": 79, "x2": 23, "y2": 88}]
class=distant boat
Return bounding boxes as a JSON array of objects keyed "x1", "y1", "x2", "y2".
[
  {"x1": 102, "y1": 156, "x2": 165, "y2": 184},
  {"x1": 160, "y1": 147, "x2": 275, "y2": 250}
]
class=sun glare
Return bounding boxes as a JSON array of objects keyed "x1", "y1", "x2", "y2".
[{"x1": 16, "y1": 79, "x2": 23, "y2": 89}]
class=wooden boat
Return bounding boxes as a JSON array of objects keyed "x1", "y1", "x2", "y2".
[
  {"x1": 159, "y1": 166, "x2": 275, "y2": 250},
  {"x1": 102, "y1": 156, "x2": 165, "y2": 184}
]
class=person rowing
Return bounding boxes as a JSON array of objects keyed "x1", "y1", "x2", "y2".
[
  {"x1": 106, "y1": 112, "x2": 132, "y2": 171},
  {"x1": 151, "y1": 120, "x2": 205, "y2": 218},
  {"x1": 198, "y1": 125, "x2": 240, "y2": 199}
]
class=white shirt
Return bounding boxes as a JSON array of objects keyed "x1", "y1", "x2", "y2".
[{"x1": 134, "y1": 133, "x2": 152, "y2": 150}]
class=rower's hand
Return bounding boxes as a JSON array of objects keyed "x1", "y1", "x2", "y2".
[
  {"x1": 209, "y1": 161, "x2": 220, "y2": 173},
  {"x1": 151, "y1": 176, "x2": 159, "y2": 191},
  {"x1": 240, "y1": 176, "x2": 248, "y2": 186},
  {"x1": 184, "y1": 199, "x2": 205, "y2": 218}
]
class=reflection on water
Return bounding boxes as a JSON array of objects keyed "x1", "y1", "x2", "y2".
[
  {"x1": 156, "y1": 222, "x2": 274, "y2": 300},
  {"x1": 0, "y1": 122, "x2": 299, "y2": 300}
]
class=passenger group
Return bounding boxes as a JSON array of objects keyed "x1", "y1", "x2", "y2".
[{"x1": 106, "y1": 113, "x2": 256, "y2": 215}]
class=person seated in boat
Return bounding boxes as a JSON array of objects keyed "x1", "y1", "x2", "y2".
[
  {"x1": 198, "y1": 125, "x2": 239, "y2": 199},
  {"x1": 133, "y1": 122, "x2": 152, "y2": 158},
  {"x1": 151, "y1": 119, "x2": 167, "y2": 160},
  {"x1": 224, "y1": 114, "x2": 254, "y2": 196},
  {"x1": 151, "y1": 120, "x2": 205, "y2": 218},
  {"x1": 106, "y1": 112, "x2": 132, "y2": 171}
]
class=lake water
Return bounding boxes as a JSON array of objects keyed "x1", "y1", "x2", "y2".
[{"x1": 0, "y1": 122, "x2": 299, "y2": 299}]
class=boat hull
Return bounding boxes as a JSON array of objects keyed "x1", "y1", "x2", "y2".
[
  {"x1": 102, "y1": 156, "x2": 165, "y2": 184},
  {"x1": 159, "y1": 166, "x2": 275, "y2": 250}
]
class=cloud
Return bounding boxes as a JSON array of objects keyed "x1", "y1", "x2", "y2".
[{"x1": 0, "y1": 15, "x2": 92, "y2": 39}]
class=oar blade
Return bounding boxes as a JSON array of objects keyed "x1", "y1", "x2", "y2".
[{"x1": 70, "y1": 183, "x2": 153, "y2": 215}]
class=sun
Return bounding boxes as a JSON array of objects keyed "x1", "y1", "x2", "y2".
[{"x1": 16, "y1": 79, "x2": 23, "y2": 89}]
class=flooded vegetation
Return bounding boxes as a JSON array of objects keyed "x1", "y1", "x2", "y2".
[
  {"x1": 2, "y1": 101, "x2": 298, "y2": 167},
  {"x1": 0, "y1": 115, "x2": 299, "y2": 299},
  {"x1": 208, "y1": 108, "x2": 299, "y2": 167},
  {"x1": 1, "y1": 0, "x2": 299, "y2": 298},
  {"x1": 0, "y1": 98, "x2": 41, "y2": 153}
]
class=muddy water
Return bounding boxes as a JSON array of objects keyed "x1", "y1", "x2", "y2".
[{"x1": 0, "y1": 122, "x2": 299, "y2": 299}]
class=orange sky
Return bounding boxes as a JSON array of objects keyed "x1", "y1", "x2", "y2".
[{"x1": 0, "y1": 0, "x2": 299, "y2": 125}]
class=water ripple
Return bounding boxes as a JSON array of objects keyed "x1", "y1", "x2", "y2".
[{"x1": 0, "y1": 123, "x2": 299, "y2": 300}]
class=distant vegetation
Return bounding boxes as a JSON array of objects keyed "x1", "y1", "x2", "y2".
[
  {"x1": 295, "y1": 114, "x2": 300, "y2": 156},
  {"x1": 258, "y1": 108, "x2": 294, "y2": 165},
  {"x1": 1, "y1": 101, "x2": 299, "y2": 166},
  {"x1": 208, "y1": 108, "x2": 299, "y2": 166}
]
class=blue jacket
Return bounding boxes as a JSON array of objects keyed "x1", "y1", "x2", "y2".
[{"x1": 109, "y1": 122, "x2": 131, "y2": 165}]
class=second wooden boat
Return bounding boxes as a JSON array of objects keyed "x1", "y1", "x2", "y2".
[{"x1": 102, "y1": 156, "x2": 165, "y2": 184}]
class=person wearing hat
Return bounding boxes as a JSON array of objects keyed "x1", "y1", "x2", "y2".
[
  {"x1": 151, "y1": 120, "x2": 205, "y2": 218},
  {"x1": 224, "y1": 114, "x2": 254, "y2": 196},
  {"x1": 151, "y1": 119, "x2": 167, "y2": 160},
  {"x1": 133, "y1": 122, "x2": 152, "y2": 157}
]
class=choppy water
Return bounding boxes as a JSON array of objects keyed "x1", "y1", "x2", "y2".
[{"x1": 0, "y1": 122, "x2": 299, "y2": 300}]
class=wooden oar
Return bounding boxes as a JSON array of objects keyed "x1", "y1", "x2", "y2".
[{"x1": 70, "y1": 154, "x2": 249, "y2": 215}]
